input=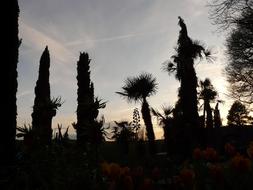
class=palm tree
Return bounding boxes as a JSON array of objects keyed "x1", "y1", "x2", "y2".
[
  {"x1": 152, "y1": 106, "x2": 174, "y2": 153},
  {"x1": 117, "y1": 72, "x2": 158, "y2": 154},
  {"x1": 199, "y1": 78, "x2": 218, "y2": 128},
  {"x1": 164, "y1": 17, "x2": 212, "y2": 128}
]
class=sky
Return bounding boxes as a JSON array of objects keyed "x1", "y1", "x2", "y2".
[{"x1": 17, "y1": 0, "x2": 233, "y2": 139}]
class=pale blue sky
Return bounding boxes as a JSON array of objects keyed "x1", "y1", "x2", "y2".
[{"x1": 17, "y1": 0, "x2": 232, "y2": 138}]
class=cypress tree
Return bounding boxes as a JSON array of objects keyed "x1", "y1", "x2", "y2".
[
  {"x1": 32, "y1": 46, "x2": 57, "y2": 145},
  {"x1": 75, "y1": 52, "x2": 94, "y2": 145},
  {"x1": 1, "y1": 0, "x2": 20, "y2": 164}
]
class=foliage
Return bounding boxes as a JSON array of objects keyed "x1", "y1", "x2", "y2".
[
  {"x1": 76, "y1": 52, "x2": 94, "y2": 144},
  {"x1": 16, "y1": 124, "x2": 33, "y2": 139},
  {"x1": 116, "y1": 72, "x2": 158, "y2": 103},
  {"x1": 117, "y1": 72, "x2": 158, "y2": 154},
  {"x1": 152, "y1": 106, "x2": 174, "y2": 154},
  {"x1": 90, "y1": 116, "x2": 109, "y2": 144},
  {"x1": 111, "y1": 121, "x2": 135, "y2": 154},
  {"x1": 225, "y1": 9, "x2": 253, "y2": 104},
  {"x1": 227, "y1": 101, "x2": 253, "y2": 126},
  {"x1": 208, "y1": 0, "x2": 253, "y2": 105},
  {"x1": 208, "y1": 0, "x2": 253, "y2": 30},
  {"x1": 54, "y1": 124, "x2": 69, "y2": 144},
  {"x1": 214, "y1": 102, "x2": 222, "y2": 128},
  {"x1": 199, "y1": 78, "x2": 218, "y2": 128},
  {"x1": 75, "y1": 52, "x2": 106, "y2": 146},
  {"x1": 31, "y1": 46, "x2": 61, "y2": 145},
  {"x1": 164, "y1": 17, "x2": 212, "y2": 130}
]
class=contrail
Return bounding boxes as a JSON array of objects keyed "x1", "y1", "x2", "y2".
[{"x1": 66, "y1": 29, "x2": 168, "y2": 47}]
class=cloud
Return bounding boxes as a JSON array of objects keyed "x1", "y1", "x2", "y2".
[{"x1": 17, "y1": 90, "x2": 32, "y2": 98}]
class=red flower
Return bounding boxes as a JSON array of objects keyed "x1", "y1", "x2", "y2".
[
  {"x1": 203, "y1": 147, "x2": 218, "y2": 162},
  {"x1": 193, "y1": 148, "x2": 203, "y2": 160}
]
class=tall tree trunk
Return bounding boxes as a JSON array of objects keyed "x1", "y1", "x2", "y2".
[
  {"x1": 1, "y1": 0, "x2": 19, "y2": 164},
  {"x1": 141, "y1": 98, "x2": 156, "y2": 155}
]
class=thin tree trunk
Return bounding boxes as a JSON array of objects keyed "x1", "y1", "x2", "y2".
[{"x1": 141, "y1": 98, "x2": 156, "y2": 155}]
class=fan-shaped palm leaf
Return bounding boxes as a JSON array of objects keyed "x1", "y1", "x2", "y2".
[{"x1": 116, "y1": 72, "x2": 158, "y2": 102}]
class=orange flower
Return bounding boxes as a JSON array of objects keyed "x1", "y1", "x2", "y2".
[
  {"x1": 101, "y1": 162, "x2": 110, "y2": 177},
  {"x1": 193, "y1": 148, "x2": 203, "y2": 160},
  {"x1": 179, "y1": 168, "x2": 195, "y2": 187},
  {"x1": 230, "y1": 154, "x2": 251, "y2": 173},
  {"x1": 109, "y1": 163, "x2": 121, "y2": 179},
  {"x1": 121, "y1": 166, "x2": 131, "y2": 177},
  {"x1": 208, "y1": 164, "x2": 224, "y2": 183},
  {"x1": 224, "y1": 143, "x2": 236, "y2": 156},
  {"x1": 203, "y1": 147, "x2": 218, "y2": 162},
  {"x1": 247, "y1": 143, "x2": 253, "y2": 159}
]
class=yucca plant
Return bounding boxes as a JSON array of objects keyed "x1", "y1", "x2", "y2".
[{"x1": 17, "y1": 124, "x2": 33, "y2": 148}]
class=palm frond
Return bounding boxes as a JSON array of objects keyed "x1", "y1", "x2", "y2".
[{"x1": 117, "y1": 72, "x2": 158, "y2": 102}]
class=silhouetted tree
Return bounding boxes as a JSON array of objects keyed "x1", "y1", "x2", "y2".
[
  {"x1": 75, "y1": 52, "x2": 94, "y2": 145},
  {"x1": 152, "y1": 106, "x2": 174, "y2": 153},
  {"x1": 209, "y1": 1, "x2": 253, "y2": 105},
  {"x1": 111, "y1": 121, "x2": 134, "y2": 154},
  {"x1": 227, "y1": 101, "x2": 252, "y2": 126},
  {"x1": 164, "y1": 17, "x2": 212, "y2": 129},
  {"x1": 2, "y1": 0, "x2": 20, "y2": 164},
  {"x1": 32, "y1": 47, "x2": 62, "y2": 145},
  {"x1": 75, "y1": 52, "x2": 106, "y2": 146},
  {"x1": 208, "y1": 0, "x2": 253, "y2": 30},
  {"x1": 117, "y1": 73, "x2": 158, "y2": 154},
  {"x1": 199, "y1": 78, "x2": 218, "y2": 128},
  {"x1": 214, "y1": 102, "x2": 222, "y2": 128},
  {"x1": 225, "y1": 9, "x2": 253, "y2": 104}
]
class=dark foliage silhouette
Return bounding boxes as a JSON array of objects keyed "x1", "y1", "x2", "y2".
[
  {"x1": 32, "y1": 47, "x2": 62, "y2": 145},
  {"x1": 209, "y1": 1, "x2": 253, "y2": 105},
  {"x1": 163, "y1": 17, "x2": 213, "y2": 157},
  {"x1": 199, "y1": 78, "x2": 218, "y2": 128},
  {"x1": 208, "y1": 0, "x2": 253, "y2": 30},
  {"x1": 2, "y1": 0, "x2": 20, "y2": 164},
  {"x1": 75, "y1": 52, "x2": 106, "y2": 147},
  {"x1": 227, "y1": 101, "x2": 253, "y2": 127},
  {"x1": 117, "y1": 72, "x2": 158, "y2": 154},
  {"x1": 225, "y1": 9, "x2": 253, "y2": 104},
  {"x1": 152, "y1": 106, "x2": 174, "y2": 153},
  {"x1": 164, "y1": 17, "x2": 212, "y2": 130},
  {"x1": 75, "y1": 52, "x2": 94, "y2": 145},
  {"x1": 214, "y1": 102, "x2": 222, "y2": 128},
  {"x1": 111, "y1": 121, "x2": 134, "y2": 154}
]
